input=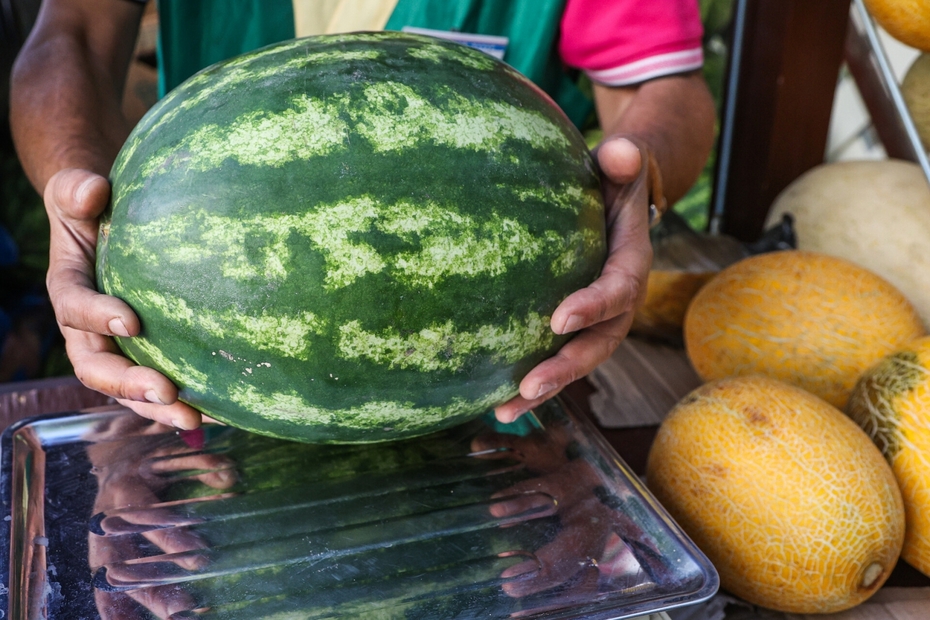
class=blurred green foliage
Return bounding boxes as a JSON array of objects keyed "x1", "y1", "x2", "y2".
[{"x1": 673, "y1": 0, "x2": 734, "y2": 231}]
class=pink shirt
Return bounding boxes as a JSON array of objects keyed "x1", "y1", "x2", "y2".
[{"x1": 559, "y1": 0, "x2": 704, "y2": 86}]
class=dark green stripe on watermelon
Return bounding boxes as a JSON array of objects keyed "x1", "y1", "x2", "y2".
[{"x1": 97, "y1": 32, "x2": 606, "y2": 443}]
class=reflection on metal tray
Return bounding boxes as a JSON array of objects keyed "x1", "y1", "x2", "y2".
[{"x1": 0, "y1": 396, "x2": 717, "y2": 619}]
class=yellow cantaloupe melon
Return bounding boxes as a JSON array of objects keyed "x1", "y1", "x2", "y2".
[
  {"x1": 765, "y1": 160, "x2": 930, "y2": 328},
  {"x1": 632, "y1": 270, "x2": 715, "y2": 340},
  {"x1": 632, "y1": 224, "x2": 747, "y2": 341},
  {"x1": 863, "y1": 0, "x2": 930, "y2": 51},
  {"x1": 646, "y1": 375, "x2": 905, "y2": 613},
  {"x1": 846, "y1": 335, "x2": 930, "y2": 577},
  {"x1": 684, "y1": 250, "x2": 926, "y2": 409},
  {"x1": 902, "y1": 54, "x2": 930, "y2": 150}
]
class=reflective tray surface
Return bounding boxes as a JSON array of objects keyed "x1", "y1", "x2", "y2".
[{"x1": 0, "y1": 396, "x2": 717, "y2": 619}]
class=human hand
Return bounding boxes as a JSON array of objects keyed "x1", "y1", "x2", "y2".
[
  {"x1": 86, "y1": 415, "x2": 236, "y2": 619},
  {"x1": 495, "y1": 137, "x2": 654, "y2": 422},
  {"x1": 472, "y1": 418, "x2": 675, "y2": 600},
  {"x1": 471, "y1": 424, "x2": 623, "y2": 598},
  {"x1": 44, "y1": 168, "x2": 203, "y2": 430}
]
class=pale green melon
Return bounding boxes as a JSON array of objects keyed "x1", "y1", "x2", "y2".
[{"x1": 765, "y1": 160, "x2": 930, "y2": 328}]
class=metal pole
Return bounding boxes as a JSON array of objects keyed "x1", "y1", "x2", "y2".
[
  {"x1": 709, "y1": 0, "x2": 749, "y2": 234},
  {"x1": 852, "y1": 0, "x2": 930, "y2": 187}
]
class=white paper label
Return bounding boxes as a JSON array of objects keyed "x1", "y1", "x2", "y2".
[{"x1": 401, "y1": 26, "x2": 509, "y2": 60}]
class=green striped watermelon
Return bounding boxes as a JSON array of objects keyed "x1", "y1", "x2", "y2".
[{"x1": 97, "y1": 32, "x2": 606, "y2": 443}]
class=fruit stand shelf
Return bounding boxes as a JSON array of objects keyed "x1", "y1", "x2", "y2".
[{"x1": 846, "y1": 0, "x2": 930, "y2": 187}]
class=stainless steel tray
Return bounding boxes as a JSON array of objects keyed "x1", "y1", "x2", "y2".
[{"x1": 0, "y1": 396, "x2": 717, "y2": 619}]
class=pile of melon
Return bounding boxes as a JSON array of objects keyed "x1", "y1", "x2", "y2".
[{"x1": 645, "y1": 162, "x2": 930, "y2": 613}]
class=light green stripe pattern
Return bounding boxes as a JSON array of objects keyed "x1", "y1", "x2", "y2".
[
  {"x1": 337, "y1": 311, "x2": 554, "y2": 372},
  {"x1": 227, "y1": 381, "x2": 517, "y2": 433},
  {"x1": 407, "y1": 41, "x2": 498, "y2": 71},
  {"x1": 132, "y1": 94, "x2": 349, "y2": 186},
  {"x1": 354, "y1": 83, "x2": 569, "y2": 153},
  {"x1": 127, "y1": 81, "x2": 571, "y2": 188},
  {"x1": 113, "y1": 197, "x2": 597, "y2": 290},
  {"x1": 125, "y1": 285, "x2": 554, "y2": 373},
  {"x1": 130, "y1": 336, "x2": 210, "y2": 394},
  {"x1": 133, "y1": 291, "x2": 325, "y2": 359},
  {"x1": 113, "y1": 45, "x2": 382, "y2": 179},
  {"x1": 128, "y1": 330, "x2": 518, "y2": 435},
  {"x1": 114, "y1": 35, "x2": 517, "y2": 180}
]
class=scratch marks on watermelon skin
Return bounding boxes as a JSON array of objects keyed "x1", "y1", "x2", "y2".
[
  {"x1": 225, "y1": 381, "x2": 516, "y2": 435},
  {"x1": 114, "y1": 198, "x2": 594, "y2": 290},
  {"x1": 336, "y1": 311, "x2": 555, "y2": 372},
  {"x1": 126, "y1": 336, "x2": 210, "y2": 393}
]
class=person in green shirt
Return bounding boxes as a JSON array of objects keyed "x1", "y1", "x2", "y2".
[{"x1": 9, "y1": 0, "x2": 715, "y2": 430}]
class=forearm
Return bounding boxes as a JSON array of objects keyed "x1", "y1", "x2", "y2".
[
  {"x1": 10, "y1": 0, "x2": 143, "y2": 193},
  {"x1": 593, "y1": 72, "x2": 716, "y2": 205}
]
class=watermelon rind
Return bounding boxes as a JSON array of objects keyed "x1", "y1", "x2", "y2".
[{"x1": 97, "y1": 32, "x2": 606, "y2": 443}]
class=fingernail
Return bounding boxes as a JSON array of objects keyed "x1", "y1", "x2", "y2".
[
  {"x1": 144, "y1": 390, "x2": 166, "y2": 405},
  {"x1": 495, "y1": 408, "x2": 520, "y2": 424},
  {"x1": 217, "y1": 470, "x2": 237, "y2": 485},
  {"x1": 505, "y1": 410, "x2": 529, "y2": 424},
  {"x1": 172, "y1": 417, "x2": 197, "y2": 431},
  {"x1": 560, "y1": 314, "x2": 584, "y2": 334},
  {"x1": 108, "y1": 318, "x2": 131, "y2": 337},
  {"x1": 533, "y1": 383, "x2": 559, "y2": 400}
]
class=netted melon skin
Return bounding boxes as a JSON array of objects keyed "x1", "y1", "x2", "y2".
[
  {"x1": 847, "y1": 336, "x2": 930, "y2": 577},
  {"x1": 647, "y1": 375, "x2": 905, "y2": 614},
  {"x1": 684, "y1": 251, "x2": 926, "y2": 409}
]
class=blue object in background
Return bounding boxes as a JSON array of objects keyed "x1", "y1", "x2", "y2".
[{"x1": 0, "y1": 226, "x2": 18, "y2": 267}]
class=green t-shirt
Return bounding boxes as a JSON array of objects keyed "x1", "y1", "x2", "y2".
[{"x1": 155, "y1": 0, "x2": 593, "y2": 128}]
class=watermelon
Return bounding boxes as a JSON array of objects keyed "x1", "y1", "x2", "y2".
[{"x1": 96, "y1": 32, "x2": 606, "y2": 443}]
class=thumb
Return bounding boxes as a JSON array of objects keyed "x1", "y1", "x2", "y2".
[
  {"x1": 45, "y1": 168, "x2": 112, "y2": 222},
  {"x1": 594, "y1": 137, "x2": 643, "y2": 185}
]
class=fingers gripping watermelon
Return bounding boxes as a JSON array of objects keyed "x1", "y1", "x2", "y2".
[{"x1": 97, "y1": 32, "x2": 607, "y2": 443}]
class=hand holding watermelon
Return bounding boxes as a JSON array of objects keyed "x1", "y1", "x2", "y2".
[
  {"x1": 47, "y1": 133, "x2": 655, "y2": 437},
  {"x1": 494, "y1": 136, "x2": 653, "y2": 422},
  {"x1": 44, "y1": 138, "x2": 655, "y2": 435},
  {"x1": 94, "y1": 32, "x2": 621, "y2": 442},
  {"x1": 14, "y1": 16, "x2": 716, "y2": 441},
  {"x1": 42, "y1": 168, "x2": 205, "y2": 430},
  {"x1": 496, "y1": 73, "x2": 718, "y2": 422}
]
